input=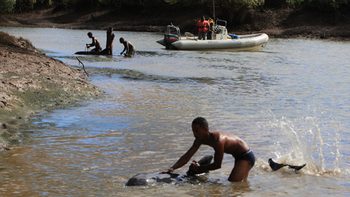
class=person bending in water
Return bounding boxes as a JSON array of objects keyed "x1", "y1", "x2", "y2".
[
  {"x1": 86, "y1": 32, "x2": 102, "y2": 53},
  {"x1": 165, "y1": 117, "x2": 255, "y2": 182},
  {"x1": 119, "y1": 37, "x2": 135, "y2": 57}
]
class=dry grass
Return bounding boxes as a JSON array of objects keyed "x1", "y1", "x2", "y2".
[{"x1": 0, "y1": 31, "x2": 36, "y2": 51}]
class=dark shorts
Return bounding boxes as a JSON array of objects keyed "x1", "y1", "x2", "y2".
[{"x1": 234, "y1": 150, "x2": 255, "y2": 167}]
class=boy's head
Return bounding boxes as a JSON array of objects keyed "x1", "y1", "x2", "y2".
[
  {"x1": 119, "y1": 37, "x2": 125, "y2": 43},
  {"x1": 192, "y1": 117, "x2": 209, "y2": 139},
  {"x1": 87, "y1": 32, "x2": 93, "y2": 38}
]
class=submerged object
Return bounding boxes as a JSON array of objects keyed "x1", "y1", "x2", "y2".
[
  {"x1": 268, "y1": 158, "x2": 306, "y2": 172},
  {"x1": 75, "y1": 51, "x2": 100, "y2": 55},
  {"x1": 75, "y1": 50, "x2": 111, "y2": 55},
  {"x1": 157, "y1": 21, "x2": 268, "y2": 51},
  {"x1": 126, "y1": 155, "x2": 213, "y2": 186}
]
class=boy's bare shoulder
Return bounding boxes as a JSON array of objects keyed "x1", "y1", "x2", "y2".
[
  {"x1": 212, "y1": 131, "x2": 236, "y2": 137},
  {"x1": 214, "y1": 131, "x2": 242, "y2": 143}
]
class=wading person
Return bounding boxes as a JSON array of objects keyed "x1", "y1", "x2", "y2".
[
  {"x1": 119, "y1": 37, "x2": 135, "y2": 57},
  {"x1": 165, "y1": 117, "x2": 255, "y2": 182},
  {"x1": 86, "y1": 32, "x2": 102, "y2": 53},
  {"x1": 101, "y1": 27, "x2": 115, "y2": 55}
]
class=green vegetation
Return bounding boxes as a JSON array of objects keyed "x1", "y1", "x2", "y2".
[
  {"x1": 0, "y1": 0, "x2": 349, "y2": 13},
  {"x1": 0, "y1": 0, "x2": 15, "y2": 13}
]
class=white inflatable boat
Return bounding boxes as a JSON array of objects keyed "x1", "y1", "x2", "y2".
[
  {"x1": 157, "y1": 21, "x2": 269, "y2": 51},
  {"x1": 169, "y1": 33, "x2": 268, "y2": 51}
]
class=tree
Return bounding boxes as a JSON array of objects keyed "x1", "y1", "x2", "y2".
[{"x1": 0, "y1": 0, "x2": 16, "y2": 13}]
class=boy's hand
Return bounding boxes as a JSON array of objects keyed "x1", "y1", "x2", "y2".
[
  {"x1": 161, "y1": 167, "x2": 174, "y2": 174},
  {"x1": 189, "y1": 160, "x2": 200, "y2": 174}
]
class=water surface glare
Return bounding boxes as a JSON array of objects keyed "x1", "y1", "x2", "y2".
[{"x1": 0, "y1": 27, "x2": 349, "y2": 196}]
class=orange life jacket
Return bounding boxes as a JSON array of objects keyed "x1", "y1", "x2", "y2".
[{"x1": 197, "y1": 20, "x2": 210, "y2": 33}]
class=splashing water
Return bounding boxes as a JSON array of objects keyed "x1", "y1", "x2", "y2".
[{"x1": 266, "y1": 114, "x2": 344, "y2": 176}]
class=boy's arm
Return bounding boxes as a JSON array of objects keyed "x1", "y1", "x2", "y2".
[
  {"x1": 120, "y1": 43, "x2": 127, "y2": 54},
  {"x1": 192, "y1": 140, "x2": 224, "y2": 174},
  {"x1": 168, "y1": 140, "x2": 201, "y2": 172},
  {"x1": 87, "y1": 38, "x2": 95, "y2": 48}
]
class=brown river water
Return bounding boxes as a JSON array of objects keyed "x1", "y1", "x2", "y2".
[{"x1": 0, "y1": 27, "x2": 349, "y2": 196}]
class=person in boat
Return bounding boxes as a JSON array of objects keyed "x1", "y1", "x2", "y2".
[
  {"x1": 207, "y1": 18, "x2": 214, "y2": 40},
  {"x1": 86, "y1": 32, "x2": 102, "y2": 53},
  {"x1": 101, "y1": 27, "x2": 115, "y2": 55},
  {"x1": 207, "y1": 18, "x2": 215, "y2": 40},
  {"x1": 165, "y1": 117, "x2": 255, "y2": 182},
  {"x1": 119, "y1": 37, "x2": 135, "y2": 57},
  {"x1": 196, "y1": 16, "x2": 210, "y2": 40}
]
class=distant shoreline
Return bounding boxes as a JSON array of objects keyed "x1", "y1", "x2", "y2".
[{"x1": 0, "y1": 8, "x2": 349, "y2": 40}]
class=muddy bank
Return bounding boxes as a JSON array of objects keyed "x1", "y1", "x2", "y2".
[
  {"x1": 0, "y1": 32, "x2": 100, "y2": 151},
  {"x1": 0, "y1": 7, "x2": 349, "y2": 40}
]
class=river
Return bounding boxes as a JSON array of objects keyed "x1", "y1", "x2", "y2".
[{"x1": 0, "y1": 27, "x2": 349, "y2": 196}]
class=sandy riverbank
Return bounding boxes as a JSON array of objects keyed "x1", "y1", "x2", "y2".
[
  {"x1": 0, "y1": 8, "x2": 349, "y2": 40},
  {"x1": 0, "y1": 32, "x2": 101, "y2": 151}
]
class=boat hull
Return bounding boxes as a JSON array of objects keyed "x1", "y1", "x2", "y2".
[{"x1": 158, "y1": 33, "x2": 269, "y2": 51}]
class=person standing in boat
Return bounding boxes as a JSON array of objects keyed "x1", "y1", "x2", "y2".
[
  {"x1": 101, "y1": 27, "x2": 115, "y2": 55},
  {"x1": 197, "y1": 16, "x2": 210, "y2": 40},
  {"x1": 119, "y1": 37, "x2": 135, "y2": 57},
  {"x1": 86, "y1": 32, "x2": 102, "y2": 53},
  {"x1": 207, "y1": 17, "x2": 215, "y2": 40}
]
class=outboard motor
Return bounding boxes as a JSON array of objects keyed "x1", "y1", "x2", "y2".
[{"x1": 163, "y1": 24, "x2": 180, "y2": 49}]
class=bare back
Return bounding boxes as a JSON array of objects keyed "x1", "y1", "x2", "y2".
[{"x1": 209, "y1": 132, "x2": 250, "y2": 156}]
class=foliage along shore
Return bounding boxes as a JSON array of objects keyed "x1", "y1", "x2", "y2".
[
  {"x1": 0, "y1": 0, "x2": 350, "y2": 39},
  {"x1": 0, "y1": 31, "x2": 101, "y2": 151}
]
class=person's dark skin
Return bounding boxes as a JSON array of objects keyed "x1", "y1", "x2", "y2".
[
  {"x1": 120, "y1": 41, "x2": 129, "y2": 54},
  {"x1": 119, "y1": 37, "x2": 135, "y2": 57},
  {"x1": 166, "y1": 119, "x2": 253, "y2": 182},
  {"x1": 86, "y1": 32, "x2": 101, "y2": 52},
  {"x1": 103, "y1": 27, "x2": 115, "y2": 55}
]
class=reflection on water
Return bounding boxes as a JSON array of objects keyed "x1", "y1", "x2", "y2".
[{"x1": 0, "y1": 27, "x2": 350, "y2": 196}]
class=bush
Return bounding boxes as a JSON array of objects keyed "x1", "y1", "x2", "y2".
[
  {"x1": 15, "y1": 0, "x2": 35, "y2": 12},
  {"x1": 34, "y1": 0, "x2": 53, "y2": 8},
  {"x1": 305, "y1": 0, "x2": 349, "y2": 10},
  {"x1": 0, "y1": 0, "x2": 16, "y2": 13},
  {"x1": 286, "y1": 0, "x2": 305, "y2": 7},
  {"x1": 7, "y1": 0, "x2": 350, "y2": 13}
]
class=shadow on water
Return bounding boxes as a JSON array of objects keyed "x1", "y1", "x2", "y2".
[
  {"x1": 53, "y1": 50, "x2": 175, "y2": 64},
  {"x1": 136, "y1": 50, "x2": 176, "y2": 57},
  {"x1": 85, "y1": 66, "x2": 278, "y2": 90},
  {"x1": 87, "y1": 67, "x2": 216, "y2": 84}
]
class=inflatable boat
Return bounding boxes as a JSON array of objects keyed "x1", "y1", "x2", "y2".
[{"x1": 157, "y1": 21, "x2": 269, "y2": 51}]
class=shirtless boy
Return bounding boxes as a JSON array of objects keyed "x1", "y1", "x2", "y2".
[
  {"x1": 86, "y1": 32, "x2": 102, "y2": 53},
  {"x1": 119, "y1": 37, "x2": 135, "y2": 57},
  {"x1": 166, "y1": 117, "x2": 255, "y2": 182}
]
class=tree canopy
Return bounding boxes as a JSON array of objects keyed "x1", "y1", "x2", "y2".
[{"x1": 1, "y1": 0, "x2": 349, "y2": 13}]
